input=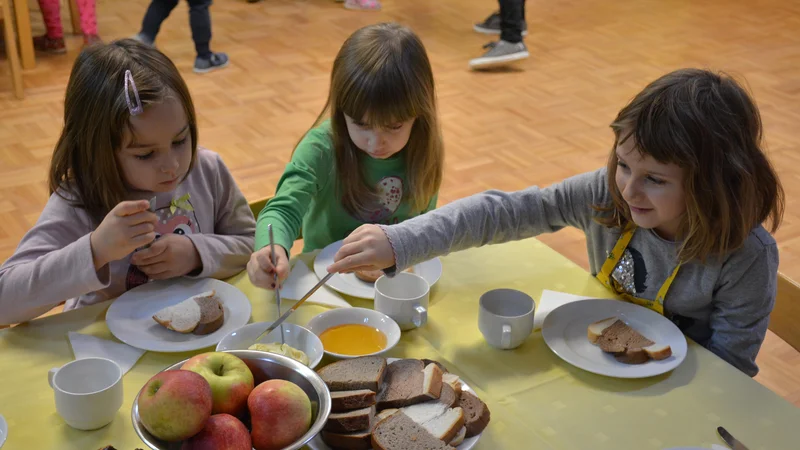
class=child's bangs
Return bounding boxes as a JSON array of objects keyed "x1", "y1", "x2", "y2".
[
  {"x1": 613, "y1": 100, "x2": 691, "y2": 167},
  {"x1": 338, "y1": 65, "x2": 424, "y2": 127}
]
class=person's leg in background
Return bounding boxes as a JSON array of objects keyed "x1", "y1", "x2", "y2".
[
  {"x1": 75, "y1": 0, "x2": 102, "y2": 45},
  {"x1": 187, "y1": 0, "x2": 229, "y2": 73},
  {"x1": 470, "y1": 0, "x2": 530, "y2": 70},
  {"x1": 473, "y1": 2, "x2": 527, "y2": 36},
  {"x1": 134, "y1": 0, "x2": 180, "y2": 46},
  {"x1": 35, "y1": 0, "x2": 66, "y2": 54}
]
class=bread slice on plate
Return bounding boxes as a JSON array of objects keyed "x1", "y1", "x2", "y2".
[
  {"x1": 317, "y1": 356, "x2": 387, "y2": 392},
  {"x1": 371, "y1": 411, "x2": 455, "y2": 450},
  {"x1": 191, "y1": 291, "x2": 225, "y2": 335},
  {"x1": 324, "y1": 405, "x2": 376, "y2": 433},
  {"x1": 587, "y1": 317, "x2": 618, "y2": 343},
  {"x1": 152, "y1": 290, "x2": 224, "y2": 335},
  {"x1": 458, "y1": 391, "x2": 491, "y2": 438},
  {"x1": 449, "y1": 426, "x2": 467, "y2": 447},
  {"x1": 330, "y1": 389, "x2": 377, "y2": 413},
  {"x1": 399, "y1": 403, "x2": 465, "y2": 443},
  {"x1": 321, "y1": 415, "x2": 377, "y2": 450},
  {"x1": 377, "y1": 360, "x2": 443, "y2": 410},
  {"x1": 588, "y1": 316, "x2": 672, "y2": 365},
  {"x1": 644, "y1": 343, "x2": 673, "y2": 360}
]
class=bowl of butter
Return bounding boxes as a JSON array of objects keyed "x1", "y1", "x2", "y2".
[{"x1": 216, "y1": 322, "x2": 324, "y2": 369}]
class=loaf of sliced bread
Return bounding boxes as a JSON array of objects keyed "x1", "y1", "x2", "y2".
[
  {"x1": 191, "y1": 292, "x2": 225, "y2": 335},
  {"x1": 458, "y1": 391, "x2": 490, "y2": 438},
  {"x1": 371, "y1": 411, "x2": 455, "y2": 450},
  {"x1": 324, "y1": 405, "x2": 375, "y2": 434},
  {"x1": 317, "y1": 356, "x2": 387, "y2": 392},
  {"x1": 330, "y1": 389, "x2": 377, "y2": 413},
  {"x1": 377, "y1": 360, "x2": 443, "y2": 410}
]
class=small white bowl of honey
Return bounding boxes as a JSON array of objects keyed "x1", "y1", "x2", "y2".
[{"x1": 306, "y1": 307, "x2": 402, "y2": 359}]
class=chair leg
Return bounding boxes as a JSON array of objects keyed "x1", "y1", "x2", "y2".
[
  {"x1": 68, "y1": 0, "x2": 81, "y2": 35},
  {"x1": 2, "y1": 0, "x2": 24, "y2": 98}
]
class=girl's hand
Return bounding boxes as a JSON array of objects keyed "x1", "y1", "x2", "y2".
[
  {"x1": 130, "y1": 234, "x2": 202, "y2": 279},
  {"x1": 247, "y1": 245, "x2": 290, "y2": 290},
  {"x1": 90, "y1": 200, "x2": 158, "y2": 270},
  {"x1": 327, "y1": 225, "x2": 395, "y2": 274}
]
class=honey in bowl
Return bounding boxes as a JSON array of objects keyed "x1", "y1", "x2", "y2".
[{"x1": 320, "y1": 324, "x2": 387, "y2": 356}]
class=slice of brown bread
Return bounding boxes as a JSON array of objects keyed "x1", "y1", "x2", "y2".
[
  {"x1": 614, "y1": 348, "x2": 650, "y2": 364},
  {"x1": 371, "y1": 412, "x2": 455, "y2": 450},
  {"x1": 321, "y1": 415, "x2": 378, "y2": 450},
  {"x1": 595, "y1": 320, "x2": 654, "y2": 353},
  {"x1": 459, "y1": 391, "x2": 490, "y2": 438},
  {"x1": 377, "y1": 360, "x2": 443, "y2": 410},
  {"x1": 324, "y1": 405, "x2": 375, "y2": 433},
  {"x1": 192, "y1": 292, "x2": 225, "y2": 335},
  {"x1": 330, "y1": 389, "x2": 377, "y2": 413},
  {"x1": 437, "y1": 382, "x2": 460, "y2": 408},
  {"x1": 317, "y1": 356, "x2": 387, "y2": 392}
]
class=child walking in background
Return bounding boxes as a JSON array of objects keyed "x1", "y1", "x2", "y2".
[
  {"x1": 329, "y1": 69, "x2": 784, "y2": 377},
  {"x1": 0, "y1": 39, "x2": 255, "y2": 325},
  {"x1": 247, "y1": 23, "x2": 443, "y2": 290},
  {"x1": 35, "y1": 0, "x2": 101, "y2": 53}
]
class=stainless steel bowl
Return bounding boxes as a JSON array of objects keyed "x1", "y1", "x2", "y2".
[{"x1": 131, "y1": 350, "x2": 331, "y2": 450}]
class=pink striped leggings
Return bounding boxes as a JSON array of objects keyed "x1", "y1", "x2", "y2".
[{"x1": 38, "y1": 0, "x2": 98, "y2": 39}]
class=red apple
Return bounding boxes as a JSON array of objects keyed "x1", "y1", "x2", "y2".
[
  {"x1": 181, "y1": 414, "x2": 251, "y2": 450},
  {"x1": 137, "y1": 370, "x2": 212, "y2": 442},
  {"x1": 181, "y1": 352, "x2": 255, "y2": 416},
  {"x1": 248, "y1": 379, "x2": 312, "y2": 450}
]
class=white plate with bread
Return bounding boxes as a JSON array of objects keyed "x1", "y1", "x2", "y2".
[
  {"x1": 308, "y1": 357, "x2": 487, "y2": 450},
  {"x1": 314, "y1": 240, "x2": 443, "y2": 299},
  {"x1": 542, "y1": 299, "x2": 687, "y2": 378},
  {"x1": 106, "y1": 278, "x2": 251, "y2": 352}
]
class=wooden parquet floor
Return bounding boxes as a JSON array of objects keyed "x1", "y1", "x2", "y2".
[{"x1": 1, "y1": 0, "x2": 799, "y2": 404}]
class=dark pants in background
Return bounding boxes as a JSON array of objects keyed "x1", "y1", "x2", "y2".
[
  {"x1": 140, "y1": 0, "x2": 213, "y2": 58},
  {"x1": 499, "y1": 0, "x2": 526, "y2": 43}
]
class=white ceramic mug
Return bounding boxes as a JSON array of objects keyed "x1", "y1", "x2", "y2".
[
  {"x1": 374, "y1": 272, "x2": 429, "y2": 331},
  {"x1": 478, "y1": 289, "x2": 535, "y2": 349},
  {"x1": 48, "y1": 357, "x2": 123, "y2": 430}
]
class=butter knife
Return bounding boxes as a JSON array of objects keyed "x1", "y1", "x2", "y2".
[
  {"x1": 718, "y1": 426, "x2": 749, "y2": 450},
  {"x1": 253, "y1": 272, "x2": 335, "y2": 345}
]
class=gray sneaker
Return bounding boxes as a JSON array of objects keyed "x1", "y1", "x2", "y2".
[
  {"x1": 194, "y1": 52, "x2": 230, "y2": 74},
  {"x1": 131, "y1": 33, "x2": 155, "y2": 46},
  {"x1": 473, "y1": 12, "x2": 528, "y2": 36},
  {"x1": 469, "y1": 41, "x2": 529, "y2": 70}
]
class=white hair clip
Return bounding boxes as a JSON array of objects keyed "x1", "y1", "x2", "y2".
[{"x1": 124, "y1": 69, "x2": 143, "y2": 116}]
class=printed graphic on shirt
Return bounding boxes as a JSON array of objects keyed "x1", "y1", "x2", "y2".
[
  {"x1": 126, "y1": 200, "x2": 200, "y2": 290},
  {"x1": 611, "y1": 247, "x2": 649, "y2": 295},
  {"x1": 359, "y1": 176, "x2": 404, "y2": 223}
]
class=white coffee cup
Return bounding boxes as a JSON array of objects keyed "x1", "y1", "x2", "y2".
[
  {"x1": 479, "y1": 289, "x2": 535, "y2": 350},
  {"x1": 48, "y1": 357, "x2": 123, "y2": 430},
  {"x1": 374, "y1": 272, "x2": 429, "y2": 331}
]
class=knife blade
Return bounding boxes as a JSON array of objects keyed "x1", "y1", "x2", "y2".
[{"x1": 717, "y1": 426, "x2": 749, "y2": 450}]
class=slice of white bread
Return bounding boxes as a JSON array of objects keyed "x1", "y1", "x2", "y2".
[
  {"x1": 377, "y1": 360, "x2": 443, "y2": 410},
  {"x1": 587, "y1": 317, "x2": 618, "y2": 343},
  {"x1": 400, "y1": 403, "x2": 465, "y2": 443},
  {"x1": 330, "y1": 389, "x2": 377, "y2": 413},
  {"x1": 644, "y1": 343, "x2": 673, "y2": 360},
  {"x1": 317, "y1": 356, "x2": 387, "y2": 392},
  {"x1": 371, "y1": 411, "x2": 455, "y2": 450},
  {"x1": 449, "y1": 427, "x2": 467, "y2": 446},
  {"x1": 152, "y1": 294, "x2": 204, "y2": 333},
  {"x1": 324, "y1": 405, "x2": 376, "y2": 433}
]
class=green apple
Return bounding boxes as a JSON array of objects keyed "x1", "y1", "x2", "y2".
[
  {"x1": 137, "y1": 370, "x2": 212, "y2": 442},
  {"x1": 181, "y1": 352, "x2": 254, "y2": 416}
]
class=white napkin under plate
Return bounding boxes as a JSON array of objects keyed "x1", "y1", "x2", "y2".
[
  {"x1": 280, "y1": 260, "x2": 351, "y2": 309},
  {"x1": 534, "y1": 289, "x2": 597, "y2": 331},
  {"x1": 67, "y1": 332, "x2": 145, "y2": 375}
]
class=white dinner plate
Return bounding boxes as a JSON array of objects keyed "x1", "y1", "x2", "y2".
[
  {"x1": 0, "y1": 413, "x2": 7, "y2": 448},
  {"x1": 106, "y1": 278, "x2": 251, "y2": 352},
  {"x1": 542, "y1": 299, "x2": 687, "y2": 378},
  {"x1": 307, "y1": 358, "x2": 482, "y2": 450},
  {"x1": 313, "y1": 240, "x2": 443, "y2": 299}
]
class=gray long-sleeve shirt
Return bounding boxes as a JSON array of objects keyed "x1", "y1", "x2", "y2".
[
  {"x1": 0, "y1": 149, "x2": 255, "y2": 325},
  {"x1": 381, "y1": 168, "x2": 778, "y2": 376}
]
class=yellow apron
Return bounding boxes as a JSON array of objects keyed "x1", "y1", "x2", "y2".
[{"x1": 595, "y1": 225, "x2": 681, "y2": 315}]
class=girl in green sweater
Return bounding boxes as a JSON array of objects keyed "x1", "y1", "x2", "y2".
[{"x1": 247, "y1": 23, "x2": 444, "y2": 289}]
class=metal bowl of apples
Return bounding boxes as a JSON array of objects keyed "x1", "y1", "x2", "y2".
[{"x1": 131, "y1": 349, "x2": 331, "y2": 450}]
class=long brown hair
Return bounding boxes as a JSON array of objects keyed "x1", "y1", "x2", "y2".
[
  {"x1": 49, "y1": 39, "x2": 198, "y2": 224},
  {"x1": 597, "y1": 68, "x2": 784, "y2": 261},
  {"x1": 301, "y1": 23, "x2": 444, "y2": 217}
]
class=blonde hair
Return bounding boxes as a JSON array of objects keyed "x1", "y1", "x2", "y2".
[
  {"x1": 49, "y1": 39, "x2": 198, "y2": 224},
  {"x1": 597, "y1": 68, "x2": 784, "y2": 261},
  {"x1": 302, "y1": 23, "x2": 443, "y2": 217}
]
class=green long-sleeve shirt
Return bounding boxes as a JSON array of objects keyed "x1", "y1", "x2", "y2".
[{"x1": 255, "y1": 121, "x2": 437, "y2": 253}]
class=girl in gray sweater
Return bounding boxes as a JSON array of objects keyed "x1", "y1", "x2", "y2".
[{"x1": 328, "y1": 69, "x2": 785, "y2": 377}]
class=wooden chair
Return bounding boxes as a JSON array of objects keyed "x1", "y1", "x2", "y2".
[
  {"x1": 770, "y1": 273, "x2": 800, "y2": 352},
  {"x1": 0, "y1": 0, "x2": 24, "y2": 99}
]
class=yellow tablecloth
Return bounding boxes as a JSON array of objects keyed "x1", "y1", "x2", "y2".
[{"x1": 0, "y1": 239, "x2": 797, "y2": 450}]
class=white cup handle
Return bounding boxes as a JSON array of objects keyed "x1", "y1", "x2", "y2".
[
  {"x1": 413, "y1": 305, "x2": 427, "y2": 328},
  {"x1": 48, "y1": 368, "x2": 59, "y2": 389},
  {"x1": 501, "y1": 324, "x2": 512, "y2": 349}
]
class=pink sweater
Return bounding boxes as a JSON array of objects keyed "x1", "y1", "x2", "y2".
[{"x1": 0, "y1": 149, "x2": 255, "y2": 325}]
